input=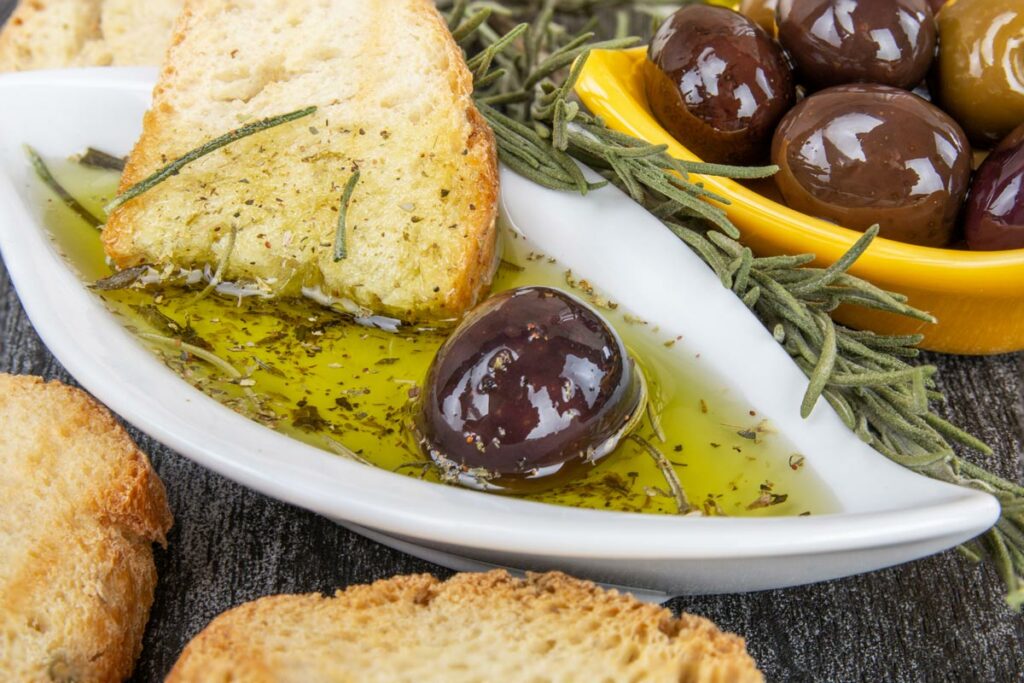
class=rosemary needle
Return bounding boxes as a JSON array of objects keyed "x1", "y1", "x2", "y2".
[
  {"x1": 333, "y1": 170, "x2": 360, "y2": 262},
  {"x1": 25, "y1": 145, "x2": 104, "y2": 228},
  {"x1": 137, "y1": 332, "x2": 241, "y2": 379},
  {"x1": 195, "y1": 225, "x2": 238, "y2": 301},
  {"x1": 77, "y1": 147, "x2": 126, "y2": 171},
  {"x1": 629, "y1": 434, "x2": 691, "y2": 514},
  {"x1": 105, "y1": 106, "x2": 317, "y2": 214}
]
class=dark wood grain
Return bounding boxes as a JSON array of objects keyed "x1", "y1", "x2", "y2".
[{"x1": 1, "y1": 3, "x2": 1022, "y2": 681}]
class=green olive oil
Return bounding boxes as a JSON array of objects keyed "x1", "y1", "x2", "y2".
[{"x1": 35, "y1": 159, "x2": 836, "y2": 517}]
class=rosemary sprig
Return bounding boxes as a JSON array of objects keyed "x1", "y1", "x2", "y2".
[
  {"x1": 333, "y1": 171, "x2": 360, "y2": 262},
  {"x1": 93, "y1": 265, "x2": 149, "y2": 291},
  {"x1": 442, "y1": 0, "x2": 1024, "y2": 607},
  {"x1": 104, "y1": 106, "x2": 317, "y2": 214},
  {"x1": 137, "y1": 332, "x2": 241, "y2": 379},
  {"x1": 195, "y1": 226, "x2": 238, "y2": 301},
  {"x1": 77, "y1": 147, "x2": 126, "y2": 171},
  {"x1": 629, "y1": 433, "x2": 691, "y2": 514},
  {"x1": 25, "y1": 145, "x2": 104, "y2": 228}
]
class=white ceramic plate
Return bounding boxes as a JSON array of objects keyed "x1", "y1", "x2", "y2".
[{"x1": 0, "y1": 69, "x2": 1000, "y2": 596}]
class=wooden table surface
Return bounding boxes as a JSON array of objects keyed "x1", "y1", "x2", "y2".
[{"x1": 2, "y1": 4, "x2": 1022, "y2": 681}]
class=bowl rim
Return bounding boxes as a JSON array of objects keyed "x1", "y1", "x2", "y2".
[{"x1": 574, "y1": 47, "x2": 1024, "y2": 297}]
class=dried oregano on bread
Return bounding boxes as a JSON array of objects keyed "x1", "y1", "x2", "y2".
[{"x1": 103, "y1": 0, "x2": 498, "y2": 321}]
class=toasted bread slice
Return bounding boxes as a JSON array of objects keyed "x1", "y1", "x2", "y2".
[
  {"x1": 0, "y1": 0, "x2": 182, "y2": 71},
  {"x1": 0, "y1": 374, "x2": 173, "y2": 683},
  {"x1": 103, "y1": 0, "x2": 498, "y2": 322},
  {"x1": 166, "y1": 570, "x2": 763, "y2": 683}
]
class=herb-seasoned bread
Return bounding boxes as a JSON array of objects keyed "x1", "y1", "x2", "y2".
[
  {"x1": 0, "y1": 374, "x2": 173, "y2": 683},
  {"x1": 0, "y1": 0, "x2": 182, "y2": 71},
  {"x1": 103, "y1": 0, "x2": 499, "y2": 322},
  {"x1": 166, "y1": 570, "x2": 764, "y2": 683}
]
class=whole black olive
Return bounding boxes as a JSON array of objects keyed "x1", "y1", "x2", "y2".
[
  {"x1": 645, "y1": 4, "x2": 795, "y2": 165},
  {"x1": 776, "y1": 0, "x2": 937, "y2": 91},
  {"x1": 415, "y1": 287, "x2": 646, "y2": 491},
  {"x1": 965, "y1": 124, "x2": 1024, "y2": 251},
  {"x1": 771, "y1": 84, "x2": 972, "y2": 247}
]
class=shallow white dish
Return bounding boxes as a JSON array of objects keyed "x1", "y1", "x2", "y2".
[{"x1": 0, "y1": 68, "x2": 1000, "y2": 596}]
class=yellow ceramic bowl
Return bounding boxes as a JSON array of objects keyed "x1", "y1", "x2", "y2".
[{"x1": 574, "y1": 48, "x2": 1024, "y2": 355}]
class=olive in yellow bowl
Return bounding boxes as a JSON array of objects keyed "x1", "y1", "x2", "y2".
[{"x1": 573, "y1": 48, "x2": 1024, "y2": 355}]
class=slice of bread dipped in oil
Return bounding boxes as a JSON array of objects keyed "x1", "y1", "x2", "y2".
[
  {"x1": 166, "y1": 570, "x2": 764, "y2": 683},
  {"x1": 103, "y1": 0, "x2": 498, "y2": 322},
  {"x1": 0, "y1": 374, "x2": 173, "y2": 682}
]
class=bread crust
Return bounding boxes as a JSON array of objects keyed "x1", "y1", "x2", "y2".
[
  {"x1": 103, "y1": 0, "x2": 499, "y2": 322},
  {"x1": 0, "y1": 374, "x2": 173, "y2": 683},
  {"x1": 414, "y1": 0, "x2": 499, "y2": 316},
  {"x1": 167, "y1": 570, "x2": 763, "y2": 683}
]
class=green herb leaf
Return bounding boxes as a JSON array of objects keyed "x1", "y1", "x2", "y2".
[
  {"x1": 25, "y1": 145, "x2": 104, "y2": 228},
  {"x1": 76, "y1": 147, "x2": 126, "y2": 171},
  {"x1": 333, "y1": 170, "x2": 360, "y2": 262}
]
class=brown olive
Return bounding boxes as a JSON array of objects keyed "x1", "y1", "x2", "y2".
[
  {"x1": 771, "y1": 84, "x2": 972, "y2": 247},
  {"x1": 965, "y1": 124, "x2": 1024, "y2": 250},
  {"x1": 934, "y1": 0, "x2": 1024, "y2": 147},
  {"x1": 414, "y1": 287, "x2": 645, "y2": 491},
  {"x1": 740, "y1": 0, "x2": 779, "y2": 34},
  {"x1": 645, "y1": 4, "x2": 795, "y2": 165},
  {"x1": 776, "y1": 0, "x2": 937, "y2": 91}
]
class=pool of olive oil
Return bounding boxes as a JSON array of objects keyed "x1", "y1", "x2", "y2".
[{"x1": 37, "y1": 159, "x2": 836, "y2": 517}]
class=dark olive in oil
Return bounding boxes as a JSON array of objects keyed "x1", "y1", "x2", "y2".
[{"x1": 414, "y1": 286, "x2": 645, "y2": 491}]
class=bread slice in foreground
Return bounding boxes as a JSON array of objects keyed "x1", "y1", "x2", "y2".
[
  {"x1": 104, "y1": 0, "x2": 498, "y2": 322},
  {"x1": 167, "y1": 570, "x2": 763, "y2": 683},
  {"x1": 0, "y1": 0, "x2": 183, "y2": 71},
  {"x1": 0, "y1": 374, "x2": 173, "y2": 683}
]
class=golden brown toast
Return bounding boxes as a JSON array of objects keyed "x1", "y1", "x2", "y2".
[
  {"x1": 0, "y1": 374, "x2": 173, "y2": 682},
  {"x1": 167, "y1": 570, "x2": 764, "y2": 683}
]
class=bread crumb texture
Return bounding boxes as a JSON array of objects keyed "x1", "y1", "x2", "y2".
[
  {"x1": 0, "y1": 374, "x2": 173, "y2": 683},
  {"x1": 103, "y1": 0, "x2": 498, "y2": 322},
  {"x1": 167, "y1": 570, "x2": 764, "y2": 683},
  {"x1": 0, "y1": 0, "x2": 183, "y2": 70}
]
